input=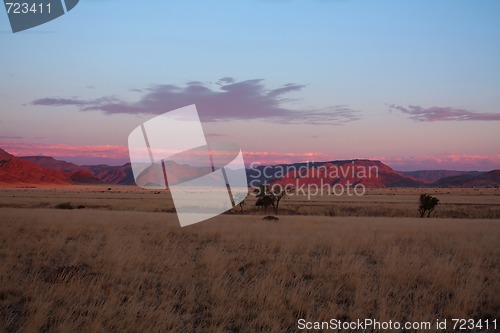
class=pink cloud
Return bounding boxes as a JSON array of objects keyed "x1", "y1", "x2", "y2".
[
  {"x1": 1, "y1": 141, "x2": 130, "y2": 165},
  {"x1": 374, "y1": 154, "x2": 500, "y2": 171},
  {"x1": 2, "y1": 141, "x2": 498, "y2": 171},
  {"x1": 242, "y1": 151, "x2": 333, "y2": 165}
]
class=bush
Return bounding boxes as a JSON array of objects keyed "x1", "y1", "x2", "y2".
[
  {"x1": 418, "y1": 194, "x2": 439, "y2": 218},
  {"x1": 55, "y1": 202, "x2": 74, "y2": 210}
]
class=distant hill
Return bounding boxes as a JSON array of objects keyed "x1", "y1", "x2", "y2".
[
  {"x1": 21, "y1": 156, "x2": 102, "y2": 184},
  {"x1": 83, "y1": 163, "x2": 135, "y2": 185},
  {"x1": 1, "y1": 148, "x2": 498, "y2": 188},
  {"x1": 401, "y1": 170, "x2": 483, "y2": 183},
  {"x1": 67, "y1": 169, "x2": 103, "y2": 184},
  {"x1": 464, "y1": 170, "x2": 500, "y2": 187},
  {"x1": 435, "y1": 170, "x2": 499, "y2": 188},
  {"x1": 21, "y1": 156, "x2": 83, "y2": 173}
]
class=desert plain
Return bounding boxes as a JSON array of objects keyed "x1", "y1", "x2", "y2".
[{"x1": 0, "y1": 186, "x2": 499, "y2": 332}]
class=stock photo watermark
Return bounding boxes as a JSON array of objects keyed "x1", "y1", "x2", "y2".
[
  {"x1": 128, "y1": 104, "x2": 248, "y2": 227},
  {"x1": 248, "y1": 161, "x2": 379, "y2": 200},
  {"x1": 4, "y1": 0, "x2": 79, "y2": 33}
]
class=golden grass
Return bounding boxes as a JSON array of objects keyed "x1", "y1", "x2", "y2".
[
  {"x1": 0, "y1": 206, "x2": 499, "y2": 332},
  {"x1": 0, "y1": 186, "x2": 499, "y2": 219}
]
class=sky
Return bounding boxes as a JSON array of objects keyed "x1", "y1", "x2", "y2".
[{"x1": 0, "y1": 0, "x2": 499, "y2": 171}]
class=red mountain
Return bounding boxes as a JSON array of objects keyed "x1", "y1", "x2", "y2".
[
  {"x1": 0, "y1": 149, "x2": 70, "y2": 185},
  {"x1": 0, "y1": 148, "x2": 12, "y2": 160},
  {"x1": 21, "y1": 156, "x2": 102, "y2": 184},
  {"x1": 67, "y1": 169, "x2": 103, "y2": 184},
  {"x1": 1, "y1": 148, "x2": 498, "y2": 188},
  {"x1": 268, "y1": 160, "x2": 425, "y2": 188}
]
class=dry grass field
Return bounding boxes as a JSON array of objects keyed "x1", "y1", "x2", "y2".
[
  {"x1": 0, "y1": 186, "x2": 499, "y2": 332},
  {"x1": 0, "y1": 186, "x2": 499, "y2": 219}
]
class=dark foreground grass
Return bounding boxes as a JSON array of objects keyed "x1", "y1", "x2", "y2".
[{"x1": 0, "y1": 208, "x2": 499, "y2": 332}]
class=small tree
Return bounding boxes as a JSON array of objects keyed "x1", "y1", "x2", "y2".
[
  {"x1": 255, "y1": 193, "x2": 275, "y2": 213},
  {"x1": 270, "y1": 185, "x2": 289, "y2": 215},
  {"x1": 418, "y1": 193, "x2": 439, "y2": 218},
  {"x1": 254, "y1": 184, "x2": 290, "y2": 215}
]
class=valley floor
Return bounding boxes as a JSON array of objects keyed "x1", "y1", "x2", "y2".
[{"x1": 0, "y1": 187, "x2": 499, "y2": 332}]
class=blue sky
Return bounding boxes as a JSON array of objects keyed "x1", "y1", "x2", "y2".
[{"x1": 1, "y1": 0, "x2": 499, "y2": 170}]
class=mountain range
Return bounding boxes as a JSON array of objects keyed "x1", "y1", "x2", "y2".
[{"x1": 0, "y1": 148, "x2": 498, "y2": 188}]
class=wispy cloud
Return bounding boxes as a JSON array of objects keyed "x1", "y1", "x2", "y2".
[
  {"x1": 374, "y1": 154, "x2": 500, "y2": 171},
  {"x1": 243, "y1": 151, "x2": 334, "y2": 165},
  {"x1": 32, "y1": 96, "x2": 119, "y2": 107},
  {"x1": 388, "y1": 104, "x2": 500, "y2": 122},
  {"x1": 31, "y1": 78, "x2": 360, "y2": 125},
  {"x1": 1, "y1": 142, "x2": 129, "y2": 162}
]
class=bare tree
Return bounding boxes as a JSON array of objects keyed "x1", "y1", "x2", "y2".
[
  {"x1": 233, "y1": 193, "x2": 247, "y2": 212},
  {"x1": 270, "y1": 185, "x2": 289, "y2": 215}
]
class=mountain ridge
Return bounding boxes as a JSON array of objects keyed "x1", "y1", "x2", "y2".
[
  {"x1": 400, "y1": 170, "x2": 483, "y2": 183},
  {"x1": 0, "y1": 148, "x2": 498, "y2": 188},
  {"x1": 0, "y1": 149, "x2": 71, "y2": 185}
]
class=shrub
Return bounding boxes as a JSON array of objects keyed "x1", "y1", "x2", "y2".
[
  {"x1": 418, "y1": 194, "x2": 439, "y2": 218},
  {"x1": 55, "y1": 202, "x2": 74, "y2": 210}
]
